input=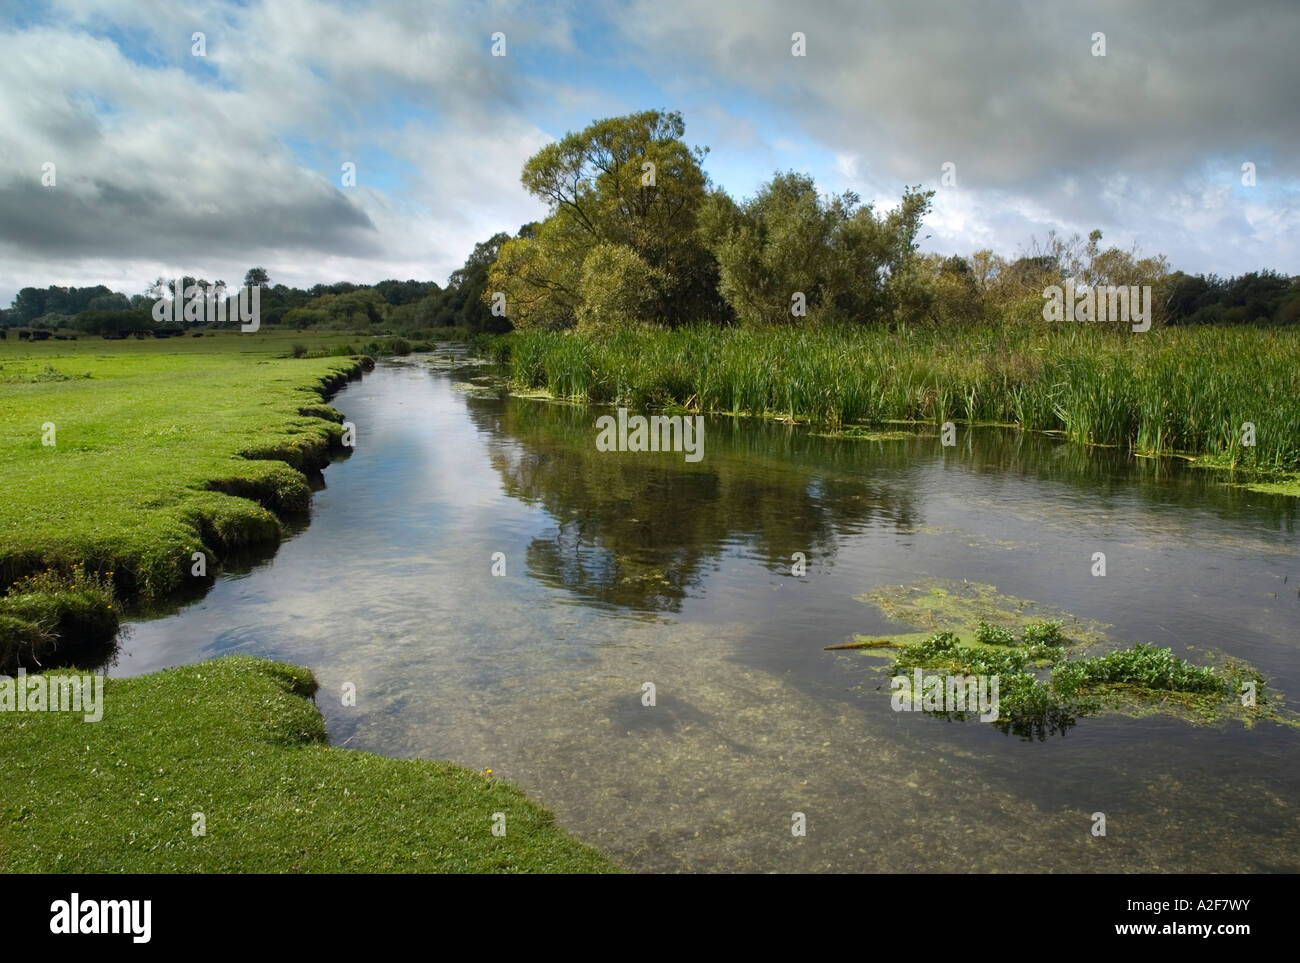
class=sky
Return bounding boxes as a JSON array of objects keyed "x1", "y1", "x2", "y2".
[{"x1": 1, "y1": 0, "x2": 1296, "y2": 307}]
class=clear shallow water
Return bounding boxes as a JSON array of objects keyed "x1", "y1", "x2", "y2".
[{"x1": 118, "y1": 357, "x2": 1300, "y2": 872}]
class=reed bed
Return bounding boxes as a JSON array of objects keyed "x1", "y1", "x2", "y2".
[{"x1": 506, "y1": 324, "x2": 1300, "y2": 471}]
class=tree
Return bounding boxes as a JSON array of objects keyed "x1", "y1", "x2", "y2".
[
  {"x1": 87, "y1": 293, "x2": 130, "y2": 311},
  {"x1": 489, "y1": 229, "x2": 581, "y2": 330},
  {"x1": 244, "y1": 267, "x2": 270, "y2": 288},
  {"x1": 74, "y1": 308, "x2": 151, "y2": 337},
  {"x1": 11, "y1": 288, "x2": 46, "y2": 323},
  {"x1": 575, "y1": 243, "x2": 663, "y2": 330},
  {"x1": 447, "y1": 232, "x2": 511, "y2": 332},
  {"x1": 488, "y1": 110, "x2": 724, "y2": 329},
  {"x1": 704, "y1": 171, "x2": 933, "y2": 325}
]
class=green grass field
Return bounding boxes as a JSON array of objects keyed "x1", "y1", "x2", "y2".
[
  {"x1": 0, "y1": 331, "x2": 373, "y2": 666},
  {"x1": 0, "y1": 656, "x2": 618, "y2": 872}
]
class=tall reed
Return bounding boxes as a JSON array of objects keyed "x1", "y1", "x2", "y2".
[{"x1": 504, "y1": 324, "x2": 1300, "y2": 470}]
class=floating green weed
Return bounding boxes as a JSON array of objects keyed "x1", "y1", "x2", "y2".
[{"x1": 862, "y1": 623, "x2": 1289, "y2": 739}]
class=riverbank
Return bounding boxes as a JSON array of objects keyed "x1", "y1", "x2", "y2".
[
  {"x1": 0, "y1": 332, "x2": 374, "y2": 668},
  {"x1": 0, "y1": 656, "x2": 618, "y2": 872},
  {"x1": 0, "y1": 332, "x2": 617, "y2": 872},
  {"x1": 497, "y1": 323, "x2": 1300, "y2": 486}
]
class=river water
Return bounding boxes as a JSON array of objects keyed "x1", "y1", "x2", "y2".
[{"x1": 117, "y1": 355, "x2": 1300, "y2": 872}]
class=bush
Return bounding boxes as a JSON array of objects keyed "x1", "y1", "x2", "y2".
[
  {"x1": 361, "y1": 338, "x2": 411, "y2": 357},
  {"x1": 291, "y1": 343, "x2": 308, "y2": 358}
]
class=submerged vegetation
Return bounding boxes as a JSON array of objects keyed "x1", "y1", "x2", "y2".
[
  {"x1": 846, "y1": 580, "x2": 1290, "y2": 739},
  {"x1": 500, "y1": 323, "x2": 1300, "y2": 476}
]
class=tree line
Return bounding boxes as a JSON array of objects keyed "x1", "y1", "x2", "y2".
[
  {"x1": 484, "y1": 111, "x2": 1299, "y2": 331},
  {"x1": 4, "y1": 110, "x2": 1297, "y2": 337},
  {"x1": 0, "y1": 252, "x2": 512, "y2": 337}
]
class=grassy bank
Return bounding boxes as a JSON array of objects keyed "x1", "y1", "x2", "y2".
[
  {"x1": 0, "y1": 656, "x2": 617, "y2": 873},
  {"x1": 502, "y1": 324, "x2": 1300, "y2": 475},
  {"x1": 0, "y1": 332, "x2": 373, "y2": 667}
]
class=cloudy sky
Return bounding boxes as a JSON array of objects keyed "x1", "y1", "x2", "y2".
[{"x1": 1, "y1": 0, "x2": 1296, "y2": 306}]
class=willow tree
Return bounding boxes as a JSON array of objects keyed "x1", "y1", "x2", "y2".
[
  {"x1": 705, "y1": 172, "x2": 933, "y2": 326},
  {"x1": 487, "y1": 111, "x2": 728, "y2": 329}
]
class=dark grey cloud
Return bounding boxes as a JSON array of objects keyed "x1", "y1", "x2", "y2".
[
  {"x1": 0, "y1": 0, "x2": 1294, "y2": 304},
  {"x1": 0, "y1": 1, "x2": 562, "y2": 302},
  {"x1": 623, "y1": 0, "x2": 1300, "y2": 189},
  {"x1": 0, "y1": 176, "x2": 378, "y2": 258},
  {"x1": 617, "y1": 0, "x2": 1299, "y2": 273}
]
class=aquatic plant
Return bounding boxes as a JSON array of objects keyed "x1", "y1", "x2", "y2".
[
  {"x1": 975, "y1": 621, "x2": 1017, "y2": 646},
  {"x1": 1021, "y1": 620, "x2": 1064, "y2": 646},
  {"x1": 1052, "y1": 643, "x2": 1226, "y2": 697},
  {"x1": 876, "y1": 622, "x2": 1269, "y2": 740},
  {"x1": 503, "y1": 323, "x2": 1300, "y2": 473}
]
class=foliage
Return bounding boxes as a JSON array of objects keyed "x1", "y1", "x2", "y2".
[
  {"x1": 575, "y1": 243, "x2": 663, "y2": 329},
  {"x1": 974, "y1": 621, "x2": 1016, "y2": 646},
  {"x1": 706, "y1": 171, "x2": 933, "y2": 326},
  {"x1": 243, "y1": 266, "x2": 271, "y2": 288},
  {"x1": 1052, "y1": 644, "x2": 1226, "y2": 697},
  {"x1": 6, "y1": 113, "x2": 1298, "y2": 338},
  {"x1": 505, "y1": 323, "x2": 1300, "y2": 470},
  {"x1": 364, "y1": 337, "x2": 411, "y2": 356},
  {"x1": 884, "y1": 623, "x2": 1256, "y2": 739},
  {"x1": 1021, "y1": 620, "x2": 1064, "y2": 646},
  {"x1": 488, "y1": 111, "x2": 727, "y2": 330}
]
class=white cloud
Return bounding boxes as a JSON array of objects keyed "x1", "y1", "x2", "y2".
[{"x1": 2, "y1": 0, "x2": 1296, "y2": 306}]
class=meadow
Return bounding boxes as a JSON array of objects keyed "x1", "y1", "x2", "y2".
[
  {"x1": 502, "y1": 323, "x2": 1300, "y2": 476},
  {"x1": 0, "y1": 331, "x2": 370, "y2": 667}
]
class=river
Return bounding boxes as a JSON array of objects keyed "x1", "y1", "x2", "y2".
[{"x1": 116, "y1": 354, "x2": 1300, "y2": 872}]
